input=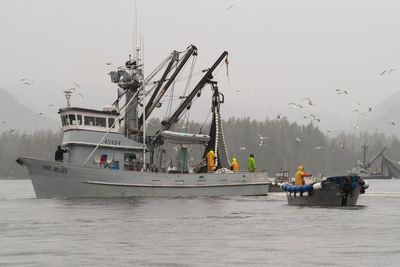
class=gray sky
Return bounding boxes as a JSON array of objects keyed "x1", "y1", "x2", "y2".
[{"x1": 1, "y1": 0, "x2": 400, "y2": 132}]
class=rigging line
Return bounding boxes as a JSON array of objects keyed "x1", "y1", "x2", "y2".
[
  {"x1": 164, "y1": 52, "x2": 193, "y2": 119},
  {"x1": 144, "y1": 53, "x2": 174, "y2": 85},
  {"x1": 178, "y1": 56, "x2": 197, "y2": 132},
  {"x1": 213, "y1": 60, "x2": 226, "y2": 77},
  {"x1": 199, "y1": 108, "x2": 212, "y2": 134},
  {"x1": 165, "y1": 62, "x2": 178, "y2": 119},
  {"x1": 179, "y1": 55, "x2": 197, "y2": 106},
  {"x1": 176, "y1": 71, "x2": 203, "y2": 82},
  {"x1": 83, "y1": 89, "x2": 141, "y2": 166}
]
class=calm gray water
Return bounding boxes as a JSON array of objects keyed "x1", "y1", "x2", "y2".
[{"x1": 0, "y1": 179, "x2": 399, "y2": 267}]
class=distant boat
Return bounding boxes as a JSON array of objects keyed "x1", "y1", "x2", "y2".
[
  {"x1": 348, "y1": 142, "x2": 397, "y2": 180},
  {"x1": 281, "y1": 175, "x2": 369, "y2": 206},
  {"x1": 16, "y1": 45, "x2": 269, "y2": 198},
  {"x1": 268, "y1": 170, "x2": 290, "y2": 192}
]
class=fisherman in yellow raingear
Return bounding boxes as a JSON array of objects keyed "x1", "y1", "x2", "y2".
[
  {"x1": 295, "y1": 165, "x2": 312, "y2": 186},
  {"x1": 206, "y1": 149, "x2": 216, "y2": 173},
  {"x1": 230, "y1": 157, "x2": 240, "y2": 172}
]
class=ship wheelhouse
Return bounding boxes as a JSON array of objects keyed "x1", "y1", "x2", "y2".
[
  {"x1": 58, "y1": 107, "x2": 144, "y2": 170},
  {"x1": 59, "y1": 107, "x2": 120, "y2": 133}
]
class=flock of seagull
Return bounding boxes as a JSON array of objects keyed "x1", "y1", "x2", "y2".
[
  {"x1": 249, "y1": 68, "x2": 399, "y2": 151},
  {"x1": 1, "y1": 79, "x2": 88, "y2": 133},
  {"x1": 6, "y1": 59, "x2": 400, "y2": 149}
]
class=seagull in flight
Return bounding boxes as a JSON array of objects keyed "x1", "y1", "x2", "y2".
[
  {"x1": 351, "y1": 122, "x2": 360, "y2": 129},
  {"x1": 388, "y1": 120, "x2": 396, "y2": 126},
  {"x1": 335, "y1": 89, "x2": 348, "y2": 95},
  {"x1": 73, "y1": 82, "x2": 81, "y2": 88},
  {"x1": 276, "y1": 114, "x2": 281, "y2": 120},
  {"x1": 381, "y1": 69, "x2": 396, "y2": 75},
  {"x1": 257, "y1": 133, "x2": 269, "y2": 140},
  {"x1": 239, "y1": 147, "x2": 246, "y2": 151},
  {"x1": 288, "y1": 102, "x2": 303, "y2": 108},
  {"x1": 106, "y1": 62, "x2": 112, "y2": 66},
  {"x1": 315, "y1": 146, "x2": 323, "y2": 150},
  {"x1": 295, "y1": 136, "x2": 302, "y2": 142},
  {"x1": 303, "y1": 97, "x2": 316, "y2": 106},
  {"x1": 226, "y1": 4, "x2": 235, "y2": 10}
]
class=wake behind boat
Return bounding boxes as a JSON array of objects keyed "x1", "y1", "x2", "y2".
[{"x1": 17, "y1": 45, "x2": 269, "y2": 198}]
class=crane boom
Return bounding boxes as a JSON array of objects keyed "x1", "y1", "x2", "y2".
[
  {"x1": 150, "y1": 51, "x2": 228, "y2": 144},
  {"x1": 139, "y1": 45, "x2": 198, "y2": 128}
]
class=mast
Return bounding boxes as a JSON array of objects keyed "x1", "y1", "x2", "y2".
[
  {"x1": 108, "y1": 55, "x2": 143, "y2": 140},
  {"x1": 361, "y1": 141, "x2": 368, "y2": 169}
]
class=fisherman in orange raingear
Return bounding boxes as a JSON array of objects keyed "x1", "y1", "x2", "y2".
[
  {"x1": 230, "y1": 157, "x2": 240, "y2": 172},
  {"x1": 206, "y1": 150, "x2": 216, "y2": 173},
  {"x1": 295, "y1": 165, "x2": 312, "y2": 186}
]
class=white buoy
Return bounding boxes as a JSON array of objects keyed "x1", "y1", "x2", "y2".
[
  {"x1": 312, "y1": 182, "x2": 323, "y2": 190},
  {"x1": 361, "y1": 180, "x2": 369, "y2": 189}
]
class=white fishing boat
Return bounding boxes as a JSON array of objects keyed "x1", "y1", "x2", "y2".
[{"x1": 17, "y1": 45, "x2": 269, "y2": 198}]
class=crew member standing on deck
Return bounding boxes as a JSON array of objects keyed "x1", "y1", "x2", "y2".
[
  {"x1": 230, "y1": 157, "x2": 240, "y2": 172},
  {"x1": 295, "y1": 165, "x2": 312, "y2": 186},
  {"x1": 206, "y1": 149, "x2": 216, "y2": 173},
  {"x1": 247, "y1": 154, "x2": 256, "y2": 172},
  {"x1": 55, "y1": 146, "x2": 67, "y2": 162}
]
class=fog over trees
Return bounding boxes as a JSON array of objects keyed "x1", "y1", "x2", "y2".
[{"x1": 2, "y1": 117, "x2": 400, "y2": 179}]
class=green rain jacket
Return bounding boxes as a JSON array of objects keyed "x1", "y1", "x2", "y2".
[{"x1": 247, "y1": 156, "x2": 256, "y2": 172}]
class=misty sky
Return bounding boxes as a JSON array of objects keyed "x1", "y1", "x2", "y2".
[{"x1": 1, "y1": 0, "x2": 400, "y2": 132}]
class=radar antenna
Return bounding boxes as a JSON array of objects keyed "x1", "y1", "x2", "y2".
[{"x1": 63, "y1": 89, "x2": 74, "y2": 108}]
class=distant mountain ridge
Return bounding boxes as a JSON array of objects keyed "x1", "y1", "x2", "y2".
[
  {"x1": 0, "y1": 87, "x2": 58, "y2": 133},
  {"x1": 360, "y1": 91, "x2": 400, "y2": 136}
]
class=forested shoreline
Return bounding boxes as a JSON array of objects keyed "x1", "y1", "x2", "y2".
[{"x1": 1, "y1": 117, "x2": 400, "y2": 179}]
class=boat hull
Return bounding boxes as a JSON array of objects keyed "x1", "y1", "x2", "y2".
[
  {"x1": 268, "y1": 183, "x2": 284, "y2": 192},
  {"x1": 17, "y1": 157, "x2": 269, "y2": 198},
  {"x1": 286, "y1": 178, "x2": 362, "y2": 206}
]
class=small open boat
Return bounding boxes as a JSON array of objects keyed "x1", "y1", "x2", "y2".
[{"x1": 280, "y1": 175, "x2": 369, "y2": 206}]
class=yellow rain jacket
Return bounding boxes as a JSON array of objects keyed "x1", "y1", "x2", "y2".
[
  {"x1": 231, "y1": 158, "x2": 240, "y2": 172},
  {"x1": 206, "y1": 150, "x2": 216, "y2": 172},
  {"x1": 295, "y1": 165, "x2": 312, "y2": 186}
]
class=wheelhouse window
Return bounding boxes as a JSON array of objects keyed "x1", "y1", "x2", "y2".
[
  {"x1": 84, "y1": 116, "x2": 107, "y2": 127},
  {"x1": 84, "y1": 116, "x2": 95, "y2": 126},
  {"x1": 69, "y1": 114, "x2": 77, "y2": 125},
  {"x1": 77, "y1": 114, "x2": 82, "y2": 125},
  {"x1": 108, "y1": 118, "x2": 116, "y2": 128},
  {"x1": 96, "y1": 117, "x2": 106, "y2": 127},
  {"x1": 64, "y1": 115, "x2": 70, "y2": 125},
  {"x1": 61, "y1": 115, "x2": 66, "y2": 126}
]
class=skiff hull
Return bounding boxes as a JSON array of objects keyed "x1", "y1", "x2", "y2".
[
  {"x1": 284, "y1": 176, "x2": 365, "y2": 206},
  {"x1": 17, "y1": 157, "x2": 269, "y2": 198}
]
